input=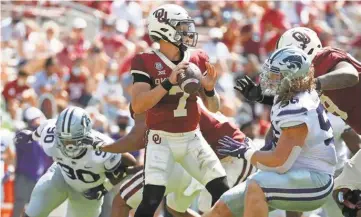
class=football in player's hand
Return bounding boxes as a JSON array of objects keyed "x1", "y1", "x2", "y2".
[{"x1": 177, "y1": 62, "x2": 202, "y2": 94}]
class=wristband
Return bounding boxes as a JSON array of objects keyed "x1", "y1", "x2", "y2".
[
  {"x1": 161, "y1": 79, "x2": 173, "y2": 91},
  {"x1": 244, "y1": 149, "x2": 256, "y2": 162},
  {"x1": 204, "y1": 88, "x2": 215, "y2": 97},
  {"x1": 315, "y1": 78, "x2": 322, "y2": 90}
]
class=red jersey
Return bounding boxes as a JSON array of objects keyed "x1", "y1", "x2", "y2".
[
  {"x1": 129, "y1": 103, "x2": 246, "y2": 159},
  {"x1": 131, "y1": 49, "x2": 209, "y2": 133},
  {"x1": 313, "y1": 47, "x2": 361, "y2": 133},
  {"x1": 2, "y1": 80, "x2": 30, "y2": 102},
  {"x1": 67, "y1": 74, "x2": 86, "y2": 101},
  {"x1": 199, "y1": 108, "x2": 246, "y2": 159}
]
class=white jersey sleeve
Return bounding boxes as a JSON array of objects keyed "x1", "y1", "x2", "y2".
[
  {"x1": 271, "y1": 92, "x2": 318, "y2": 129},
  {"x1": 36, "y1": 119, "x2": 57, "y2": 157},
  {"x1": 32, "y1": 119, "x2": 56, "y2": 141}
]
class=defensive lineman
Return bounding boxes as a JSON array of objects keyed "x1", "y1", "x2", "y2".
[
  {"x1": 205, "y1": 47, "x2": 337, "y2": 217},
  {"x1": 14, "y1": 107, "x2": 136, "y2": 217}
]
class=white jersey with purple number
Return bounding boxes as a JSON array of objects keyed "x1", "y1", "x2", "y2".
[
  {"x1": 271, "y1": 90, "x2": 337, "y2": 175},
  {"x1": 33, "y1": 119, "x2": 121, "y2": 192}
]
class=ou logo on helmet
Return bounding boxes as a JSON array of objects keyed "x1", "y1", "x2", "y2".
[
  {"x1": 153, "y1": 8, "x2": 169, "y2": 23},
  {"x1": 292, "y1": 32, "x2": 311, "y2": 50}
]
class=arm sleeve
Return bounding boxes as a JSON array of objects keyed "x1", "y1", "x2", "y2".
[
  {"x1": 32, "y1": 120, "x2": 51, "y2": 141},
  {"x1": 130, "y1": 54, "x2": 152, "y2": 84},
  {"x1": 132, "y1": 73, "x2": 152, "y2": 84},
  {"x1": 278, "y1": 114, "x2": 309, "y2": 129},
  {"x1": 313, "y1": 47, "x2": 358, "y2": 77}
]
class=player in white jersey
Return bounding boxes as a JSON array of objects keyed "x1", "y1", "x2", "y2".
[
  {"x1": 285, "y1": 113, "x2": 360, "y2": 217},
  {"x1": 202, "y1": 47, "x2": 337, "y2": 217},
  {"x1": 14, "y1": 107, "x2": 136, "y2": 217}
]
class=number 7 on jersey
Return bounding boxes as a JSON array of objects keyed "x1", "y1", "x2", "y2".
[{"x1": 169, "y1": 86, "x2": 189, "y2": 117}]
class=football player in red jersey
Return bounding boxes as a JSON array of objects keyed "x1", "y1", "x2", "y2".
[
  {"x1": 236, "y1": 27, "x2": 361, "y2": 134},
  {"x1": 87, "y1": 102, "x2": 256, "y2": 217},
  {"x1": 127, "y1": 4, "x2": 228, "y2": 217}
]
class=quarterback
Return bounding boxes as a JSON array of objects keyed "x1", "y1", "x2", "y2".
[
  {"x1": 14, "y1": 107, "x2": 136, "y2": 217},
  {"x1": 205, "y1": 47, "x2": 337, "y2": 217},
  {"x1": 130, "y1": 4, "x2": 228, "y2": 217},
  {"x1": 88, "y1": 102, "x2": 257, "y2": 217}
]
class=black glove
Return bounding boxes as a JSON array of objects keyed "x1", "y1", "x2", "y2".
[
  {"x1": 234, "y1": 76, "x2": 262, "y2": 102},
  {"x1": 14, "y1": 129, "x2": 34, "y2": 145},
  {"x1": 83, "y1": 184, "x2": 108, "y2": 200}
]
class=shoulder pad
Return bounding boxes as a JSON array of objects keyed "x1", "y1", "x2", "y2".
[{"x1": 33, "y1": 119, "x2": 56, "y2": 141}]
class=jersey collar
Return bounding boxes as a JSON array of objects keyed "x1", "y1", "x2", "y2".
[{"x1": 153, "y1": 49, "x2": 190, "y2": 69}]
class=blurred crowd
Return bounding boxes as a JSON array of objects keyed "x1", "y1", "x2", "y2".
[{"x1": 1, "y1": 0, "x2": 361, "y2": 216}]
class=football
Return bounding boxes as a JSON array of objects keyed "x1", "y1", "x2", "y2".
[{"x1": 177, "y1": 62, "x2": 202, "y2": 94}]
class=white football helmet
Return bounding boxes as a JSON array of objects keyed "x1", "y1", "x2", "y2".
[
  {"x1": 260, "y1": 47, "x2": 312, "y2": 95},
  {"x1": 148, "y1": 4, "x2": 198, "y2": 51},
  {"x1": 276, "y1": 27, "x2": 322, "y2": 61},
  {"x1": 55, "y1": 107, "x2": 93, "y2": 158}
]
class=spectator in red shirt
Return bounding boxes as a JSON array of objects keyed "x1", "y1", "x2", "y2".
[
  {"x1": 85, "y1": 41, "x2": 110, "y2": 77},
  {"x1": 259, "y1": 2, "x2": 290, "y2": 54},
  {"x1": 97, "y1": 17, "x2": 133, "y2": 58},
  {"x1": 66, "y1": 57, "x2": 89, "y2": 103},
  {"x1": 118, "y1": 40, "x2": 148, "y2": 76},
  {"x1": 240, "y1": 24, "x2": 261, "y2": 59},
  {"x1": 2, "y1": 70, "x2": 31, "y2": 103},
  {"x1": 57, "y1": 17, "x2": 89, "y2": 71},
  {"x1": 2, "y1": 70, "x2": 37, "y2": 119}
]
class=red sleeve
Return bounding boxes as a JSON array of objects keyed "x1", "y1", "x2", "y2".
[
  {"x1": 130, "y1": 54, "x2": 147, "y2": 73},
  {"x1": 131, "y1": 54, "x2": 152, "y2": 84},
  {"x1": 2, "y1": 84, "x2": 11, "y2": 101},
  {"x1": 313, "y1": 47, "x2": 361, "y2": 77}
]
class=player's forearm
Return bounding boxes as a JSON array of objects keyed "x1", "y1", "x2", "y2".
[
  {"x1": 101, "y1": 125, "x2": 146, "y2": 153},
  {"x1": 342, "y1": 128, "x2": 361, "y2": 155},
  {"x1": 132, "y1": 85, "x2": 168, "y2": 114},
  {"x1": 203, "y1": 91, "x2": 220, "y2": 112},
  {"x1": 250, "y1": 151, "x2": 285, "y2": 168},
  {"x1": 316, "y1": 62, "x2": 359, "y2": 90}
]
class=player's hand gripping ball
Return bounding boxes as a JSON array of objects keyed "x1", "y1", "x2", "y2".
[{"x1": 177, "y1": 62, "x2": 202, "y2": 94}]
